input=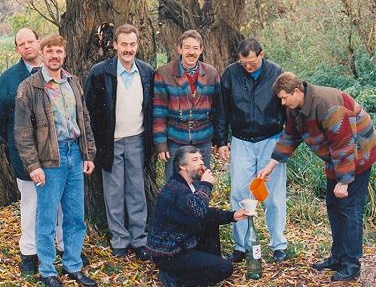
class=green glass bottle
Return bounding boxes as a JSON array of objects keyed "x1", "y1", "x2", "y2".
[{"x1": 245, "y1": 215, "x2": 262, "y2": 280}]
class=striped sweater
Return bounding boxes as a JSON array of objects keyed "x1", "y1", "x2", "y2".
[
  {"x1": 272, "y1": 82, "x2": 376, "y2": 183},
  {"x1": 153, "y1": 59, "x2": 220, "y2": 153}
]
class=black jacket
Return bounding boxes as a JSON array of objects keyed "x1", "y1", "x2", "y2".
[
  {"x1": 84, "y1": 56, "x2": 154, "y2": 171},
  {"x1": 216, "y1": 59, "x2": 285, "y2": 145}
]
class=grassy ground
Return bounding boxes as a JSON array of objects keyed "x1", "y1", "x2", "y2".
[{"x1": 0, "y1": 156, "x2": 375, "y2": 286}]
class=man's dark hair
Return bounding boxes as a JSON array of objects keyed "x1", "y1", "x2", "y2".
[
  {"x1": 237, "y1": 37, "x2": 263, "y2": 57},
  {"x1": 173, "y1": 146, "x2": 201, "y2": 173}
]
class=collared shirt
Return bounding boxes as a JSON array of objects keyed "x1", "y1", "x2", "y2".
[
  {"x1": 249, "y1": 60, "x2": 263, "y2": 80},
  {"x1": 41, "y1": 67, "x2": 81, "y2": 141},
  {"x1": 180, "y1": 58, "x2": 199, "y2": 76},
  {"x1": 117, "y1": 58, "x2": 139, "y2": 89}
]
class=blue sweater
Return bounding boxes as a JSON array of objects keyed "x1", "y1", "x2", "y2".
[{"x1": 146, "y1": 173, "x2": 235, "y2": 257}]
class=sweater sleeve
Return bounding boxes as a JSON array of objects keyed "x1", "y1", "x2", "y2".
[
  {"x1": 152, "y1": 70, "x2": 169, "y2": 153},
  {"x1": 206, "y1": 207, "x2": 235, "y2": 225},
  {"x1": 271, "y1": 114, "x2": 303, "y2": 162}
]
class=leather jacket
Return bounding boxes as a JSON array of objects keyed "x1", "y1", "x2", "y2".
[
  {"x1": 216, "y1": 59, "x2": 285, "y2": 146},
  {"x1": 14, "y1": 71, "x2": 96, "y2": 174}
]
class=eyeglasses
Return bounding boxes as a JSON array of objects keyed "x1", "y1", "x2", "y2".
[{"x1": 238, "y1": 54, "x2": 261, "y2": 69}]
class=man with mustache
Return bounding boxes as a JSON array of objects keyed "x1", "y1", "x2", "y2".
[
  {"x1": 0, "y1": 28, "x2": 88, "y2": 277},
  {"x1": 85, "y1": 24, "x2": 154, "y2": 261},
  {"x1": 14, "y1": 34, "x2": 97, "y2": 287},
  {"x1": 153, "y1": 30, "x2": 220, "y2": 180}
]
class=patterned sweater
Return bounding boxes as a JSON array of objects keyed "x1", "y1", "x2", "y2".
[
  {"x1": 272, "y1": 82, "x2": 376, "y2": 183},
  {"x1": 153, "y1": 59, "x2": 220, "y2": 153},
  {"x1": 146, "y1": 173, "x2": 235, "y2": 257}
]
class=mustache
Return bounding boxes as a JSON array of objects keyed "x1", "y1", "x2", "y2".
[{"x1": 122, "y1": 51, "x2": 135, "y2": 56}]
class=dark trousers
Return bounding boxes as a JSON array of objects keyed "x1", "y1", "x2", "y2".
[
  {"x1": 326, "y1": 168, "x2": 370, "y2": 267},
  {"x1": 153, "y1": 219, "x2": 233, "y2": 287}
]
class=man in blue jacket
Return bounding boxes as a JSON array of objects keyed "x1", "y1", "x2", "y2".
[
  {"x1": 216, "y1": 38, "x2": 288, "y2": 263},
  {"x1": 85, "y1": 24, "x2": 154, "y2": 261},
  {"x1": 0, "y1": 28, "x2": 68, "y2": 275}
]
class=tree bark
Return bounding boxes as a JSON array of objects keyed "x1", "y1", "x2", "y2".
[
  {"x1": 158, "y1": 0, "x2": 246, "y2": 73},
  {"x1": 60, "y1": 0, "x2": 157, "y2": 221},
  {"x1": 60, "y1": 0, "x2": 156, "y2": 83},
  {"x1": 0, "y1": 143, "x2": 19, "y2": 206}
]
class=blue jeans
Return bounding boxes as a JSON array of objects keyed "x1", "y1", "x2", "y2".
[
  {"x1": 230, "y1": 136, "x2": 287, "y2": 252},
  {"x1": 36, "y1": 140, "x2": 86, "y2": 277},
  {"x1": 326, "y1": 168, "x2": 370, "y2": 267},
  {"x1": 165, "y1": 140, "x2": 212, "y2": 181}
]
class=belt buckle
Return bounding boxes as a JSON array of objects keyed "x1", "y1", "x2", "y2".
[{"x1": 188, "y1": 121, "x2": 194, "y2": 129}]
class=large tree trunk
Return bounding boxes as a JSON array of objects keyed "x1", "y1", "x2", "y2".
[
  {"x1": 60, "y1": 0, "x2": 157, "y2": 221},
  {"x1": 0, "y1": 143, "x2": 19, "y2": 206},
  {"x1": 158, "y1": 0, "x2": 246, "y2": 73},
  {"x1": 60, "y1": 0, "x2": 156, "y2": 83}
]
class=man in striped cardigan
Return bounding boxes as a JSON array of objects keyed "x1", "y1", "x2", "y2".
[
  {"x1": 259, "y1": 72, "x2": 376, "y2": 282},
  {"x1": 152, "y1": 30, "x2": 220, "y2": 180}
]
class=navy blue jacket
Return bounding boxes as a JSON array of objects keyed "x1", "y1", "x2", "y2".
[
  {"x1": 0, "y1": 59, "x2": 32, "y2": 180},
  {"x1": 146, "y1": 173, "x2": 235, "y2": 257},
  {"x1": 216, "y1": 59, "x2": 285, "y2": 145},
  {"x1": 84, "y1": 56, "x2": 154, "y2": 172}
]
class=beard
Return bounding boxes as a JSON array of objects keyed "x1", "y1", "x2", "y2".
[{"x1": 188, "y1": 168, "x2": 203, "y2": 181}]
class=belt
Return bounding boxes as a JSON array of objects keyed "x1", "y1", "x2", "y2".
[{"x1": 169, "y1": 119, "x2": 210, "y2": 129}]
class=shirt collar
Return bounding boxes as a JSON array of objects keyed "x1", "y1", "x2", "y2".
[
  {"x1": 180, "y1": 57, "x2": 199, "y2": 76},
  {"x1": 117, "y1": 58, "x2": 138, "y2": 76},
  {"x1": 41, "y1": 66, "x2": 72, "y2": 83}
]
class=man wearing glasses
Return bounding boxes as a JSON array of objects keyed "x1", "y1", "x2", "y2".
[{"x1": 216, "y1": 38, "x2": 288, "y2": 263}]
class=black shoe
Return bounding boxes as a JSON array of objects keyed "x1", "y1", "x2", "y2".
[
  {"x1": 159, "y1": 270, "x2": 181, "y2": 287},
  {"x1": 133, "y1": 246, "x2": 151, "y2": 261},
  {"x1": 331, "y1": 263, "x2": 360, "y2": 281},
  {"x1": 273, "y1": 249, "x2": 288, "y2": 262},
  {"x1": 63, "y1": 270, "x2": 97, "y2": 286},
  {"x1": 20, "y1": 254, "x2": 38, "y2": 276},
  {"x1": 112, "y1": 247, "x2": 128, "y2": 258},
  {"x1": 40, "y1": 276, "x2": 63, "y2": 287},
  {"x1": 224, "y1": 250, "x2": 245, "y2": 262},
  {"x1": 312, "y1": 256, "x2": 342, "y2": 271},
  {"x1": 80, "y1": 252, "x2": 90, "y2": 267},
  {"x1": 57, "y1": 250, "x2": 90, "y2": 267}
]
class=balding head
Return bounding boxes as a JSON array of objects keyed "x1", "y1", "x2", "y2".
[{"x1": 15, "y1": 28, "x2": 41, "y2": 65}]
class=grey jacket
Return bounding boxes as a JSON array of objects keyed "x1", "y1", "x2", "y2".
[{"x1": 14, "y1": 70, "x2": 96, "y2": 174}]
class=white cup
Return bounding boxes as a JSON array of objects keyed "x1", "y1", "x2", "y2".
[{"x1": 239, "y1": 198, "x2": 258, "y2": 216}]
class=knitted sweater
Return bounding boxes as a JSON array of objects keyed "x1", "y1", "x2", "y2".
[
  {"x1": 152, "y1": 59, "x2": 220, "y2": 153},
  {"x1": 146, "y1": 173, "x2": 235, "y2": 257},
  {"x1": 272, "y1": 82, "x2": 376, "y2": 183}
]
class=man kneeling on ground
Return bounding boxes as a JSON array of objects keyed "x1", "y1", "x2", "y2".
[{"x1": 146, "y1": 146, "x2": 248, "y2": 287}]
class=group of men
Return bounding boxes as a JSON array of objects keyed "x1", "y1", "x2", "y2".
[{"x1": 0, "y1": 22, "x2": 374, "y2": 287}]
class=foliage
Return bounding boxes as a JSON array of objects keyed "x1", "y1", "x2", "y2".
[{"x1": 9, "y1": 6, "x2": 59, "y2": 36}]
